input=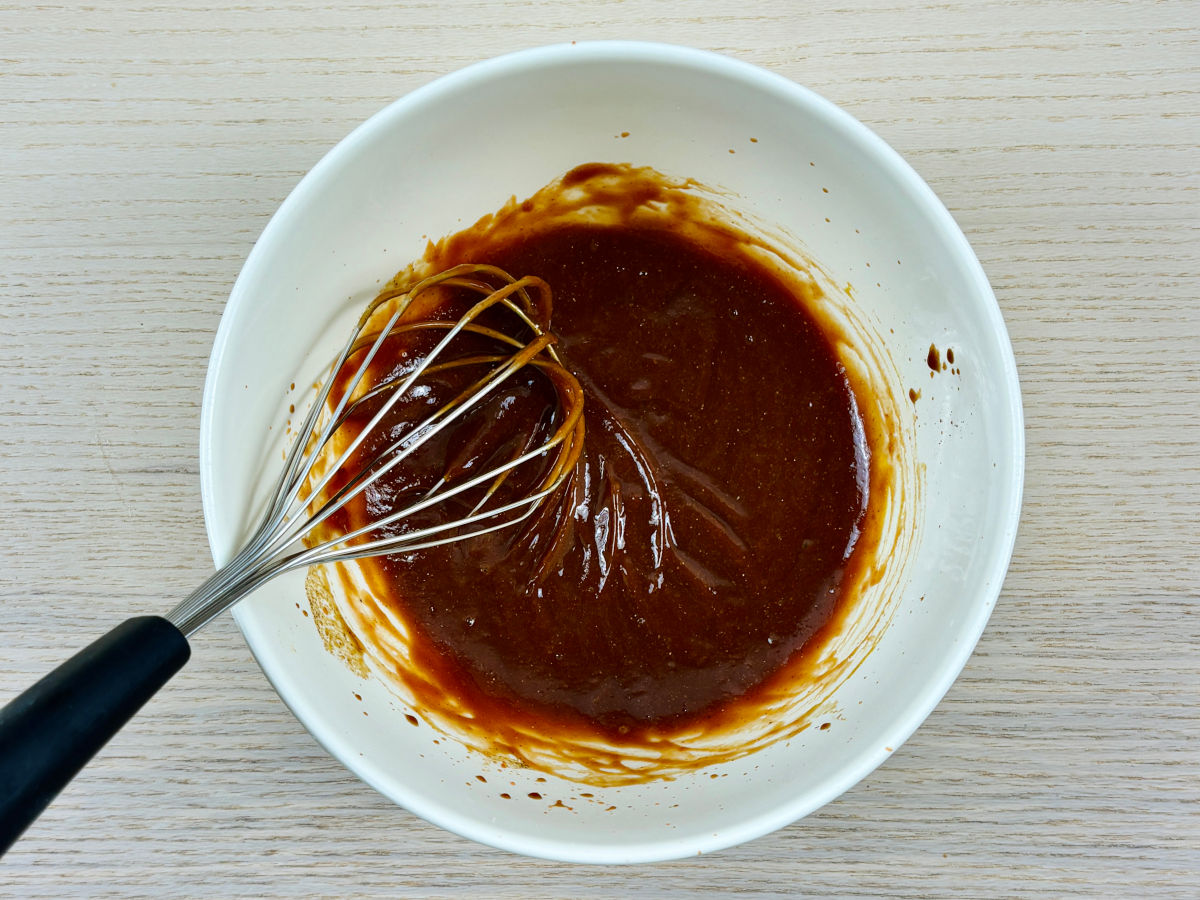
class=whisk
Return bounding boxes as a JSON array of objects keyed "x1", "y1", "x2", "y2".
[{"x1": 0, "y1": 264, "x2": 585, "y2": 854}]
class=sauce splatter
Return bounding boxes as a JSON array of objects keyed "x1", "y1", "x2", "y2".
[{"x1": 927, "y1": 344, "x2": 941, "y2": 372}]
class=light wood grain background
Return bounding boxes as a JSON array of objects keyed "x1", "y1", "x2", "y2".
[{"x1": 2, "y1": 1, "x2": 1197, "y2": 897}]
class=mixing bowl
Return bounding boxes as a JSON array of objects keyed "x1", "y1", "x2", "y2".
[{"x1": 201, "y1": 41, "x2": 1023, "y2": 863}]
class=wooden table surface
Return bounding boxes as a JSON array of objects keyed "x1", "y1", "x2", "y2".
[{"x1": 2, "y1": 1, "x2": 1197, "y2": 896}]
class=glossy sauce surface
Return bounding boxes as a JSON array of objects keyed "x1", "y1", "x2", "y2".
[{"x1": 341, "y1": 223, "x2": 870, "y2": 739}]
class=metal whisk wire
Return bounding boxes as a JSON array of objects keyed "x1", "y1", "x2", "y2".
[
  {"x1": 0, "y1": 265, "x2": 584, "y2": 852},
  {"x1": 167, "y1": 264, "x2": 585, "y2": 635}
]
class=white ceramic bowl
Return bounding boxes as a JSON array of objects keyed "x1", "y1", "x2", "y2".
[{"x1": 200, "y1": 42, "x2": 1023, "y2": 863}]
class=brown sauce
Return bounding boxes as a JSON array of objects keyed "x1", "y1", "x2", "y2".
[
  {"x1": 336, "y1": 230, "x2": 867, "y2": 740},
  {"x1": 310, "y1": 164, "x2": 913, "y2": 780}
]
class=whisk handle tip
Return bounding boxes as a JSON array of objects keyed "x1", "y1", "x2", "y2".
[{"x1": 0, "y1": 615, "x2": 190, "y2": 856}]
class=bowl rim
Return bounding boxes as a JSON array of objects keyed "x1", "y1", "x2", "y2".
[{"x1": 199, "y1": 39, "x2": 1025, "y2": 864}]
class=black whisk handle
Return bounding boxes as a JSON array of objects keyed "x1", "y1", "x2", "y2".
[{"x1": 0, "y1": 616, "x2": 190, "y2": 855}]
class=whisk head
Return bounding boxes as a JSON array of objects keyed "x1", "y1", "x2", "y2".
[{"x1": 168, "y1": 264, "x2": 584, "y2": 634}]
